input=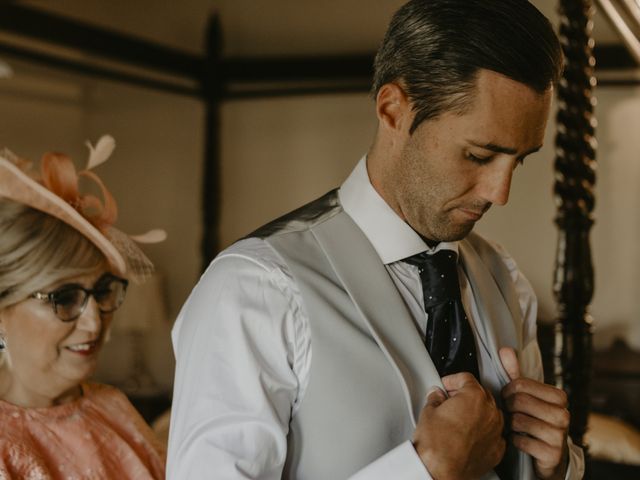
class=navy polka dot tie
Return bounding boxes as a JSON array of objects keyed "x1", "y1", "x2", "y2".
[{"x1": 404, "y1": 250, "x2": 480, "y2": 379}]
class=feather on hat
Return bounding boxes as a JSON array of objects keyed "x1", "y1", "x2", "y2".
[{"x1": 0, "y1": 135, "x2": 166, "y2": 280}]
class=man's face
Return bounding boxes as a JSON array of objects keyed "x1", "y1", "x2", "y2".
[{"x1": 384, "y1": 69, "x2": 552, "y2": 243}]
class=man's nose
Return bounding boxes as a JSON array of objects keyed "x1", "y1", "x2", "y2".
[
  {"x1": 477, "y1": 159, "x2": 514, "y2": 206},
  {"x1": 75, "y1": 296, "x2": 102, "y2": 334}
]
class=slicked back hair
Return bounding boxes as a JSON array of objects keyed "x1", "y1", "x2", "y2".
[{"x1": 372, "y1": 0, "x2": 563, "y2": 133}]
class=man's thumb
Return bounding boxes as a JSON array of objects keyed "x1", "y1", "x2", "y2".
[
  {"x1": 425, "y1": 386, "x2": 446, "y2": 408},
  {"x1": 499, "y1": 347, "x2": 521, "y2": 381}
]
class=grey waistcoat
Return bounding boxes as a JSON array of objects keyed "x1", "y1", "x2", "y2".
[{"x1": 251, "y1": 190, "x2": 535, "y2": 480}]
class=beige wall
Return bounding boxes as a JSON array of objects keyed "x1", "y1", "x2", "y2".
[
  {"x1": 219, "y1": 94, "x2": 376, "y2": 246},
  {"x1": 3, "y1": 1, "x2": 640, "y2": 393}
]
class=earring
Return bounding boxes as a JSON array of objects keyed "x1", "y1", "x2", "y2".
[{"x1": 0, "y1": 333, "x2": 6, "y2": 351}]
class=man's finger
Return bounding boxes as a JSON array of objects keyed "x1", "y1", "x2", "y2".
[
  {"x1": 504, "y1": 392, "x2": 571, "y2": 428},
  {"x1": 441, "y1": 372, "x2": 479, "y2": 393},
  {"x1": 425, "y1": 386, "x2": 447, "y2": 408},
  {"x1": 511, "y1": 412, "x2": 567, "y2": 448},
  {"x1": 502, "y1": 379, "x2": 568, "y2": 408},
  {"x1": 499, "y1": 347, "x2": 521, "y2": 381},
  {"x1": 511, "y1": 432, "x2": 566, "y2": 474}
]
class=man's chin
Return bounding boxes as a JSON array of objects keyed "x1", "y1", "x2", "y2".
[
  {"x1": 409, "y1": 210, "x2": 480, "y2": 243},
  {"x1": 435, "y1": 222, "x2": 476, "y2": 243}
]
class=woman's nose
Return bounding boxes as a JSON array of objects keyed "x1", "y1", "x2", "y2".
[{"x1": 74, "y1": 296, "x2": 102, "y2": 333}]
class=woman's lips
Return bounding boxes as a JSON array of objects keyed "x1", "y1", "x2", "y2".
[{"x1": 65, "y1": 340, "x2": 99, "y2": 356}]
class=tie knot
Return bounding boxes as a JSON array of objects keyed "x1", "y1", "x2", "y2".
[{"x1": 404, "y1": 250, "x2": 460, "y2": 306}]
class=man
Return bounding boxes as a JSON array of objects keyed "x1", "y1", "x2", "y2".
[{"x1": 168, "y1": 1, "x2": 585, "y2": 479}]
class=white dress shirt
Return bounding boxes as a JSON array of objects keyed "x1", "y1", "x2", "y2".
[{"x1": 168, "y1": 157, "x2": 584, "y2": 479}]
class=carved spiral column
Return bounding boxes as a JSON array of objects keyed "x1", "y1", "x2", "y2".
[{"x1": 553, "y1": 0, "x2": 597, "y2": 450}]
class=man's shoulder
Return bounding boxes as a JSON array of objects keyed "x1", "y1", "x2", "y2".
[
  {"x1": 211, "y1": 237, "x2": 288, "y2": 278},
  {"x1": 203, "y1": 189, "x2": 345, "y2": 293},
  {"x1": 178, "y1": 237, "x2": 301, "y2": 336},
  {"x1": 247, "y1": 189, "x2": 342, "y2": 240}
]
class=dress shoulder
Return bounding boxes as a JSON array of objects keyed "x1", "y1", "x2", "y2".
[{"x1": 83, "y1": 382, "x2": 165, "y2": 447}]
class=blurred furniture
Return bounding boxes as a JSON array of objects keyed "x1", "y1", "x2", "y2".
[
  {"x1": 128, "y1": 391, "x2": 172, "y2": 426},
  {"x1": 598, "y1": 0, "x2": 640, "y2": 64},
  {"x1": 539, "y1": 323, "x2": 640, "y2": 477},
  {"x1": 553, "y1": 5, "x2": 640, "y2": 479}
]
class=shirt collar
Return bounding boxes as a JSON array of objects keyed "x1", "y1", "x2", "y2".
[{"x1": 338, "y1": 156, "x2": 458, "y2": 265}]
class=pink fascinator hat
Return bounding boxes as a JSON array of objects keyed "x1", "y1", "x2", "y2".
[{"x1": 0, "y1": 135, "x2": 166, "y2": 280}]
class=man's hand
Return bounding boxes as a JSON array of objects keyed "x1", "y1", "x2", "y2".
[
  {"x1": 413, "y1": 373, "x2": 505, "y2": 480},
  {"x1": 499, "y1": 347, "x2": 570, "y2": 480}
]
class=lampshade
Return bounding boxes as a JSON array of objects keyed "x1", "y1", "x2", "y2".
[
  {"x1": 113, "y1": 272, "x2": 168, "y2": 334},
  {"x1": 0, "y1": 59, "x2": 12, "y2": 79}
]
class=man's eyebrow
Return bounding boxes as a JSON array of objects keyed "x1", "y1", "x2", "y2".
[{"x1": 469, "y1": 141, "x2": 542, "y2": 157}]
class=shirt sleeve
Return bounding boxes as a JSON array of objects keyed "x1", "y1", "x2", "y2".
[
  {"x1": 564, "y1": 437, "x2": 586, "y2": 480},
  {"x1": 167, "y1": 239, "x2": 434, "y2": 479},
  {"x1": 349, "y1": 441, "x2": 432, "y2": 480},
  {"x1": 167, "y1": 246, "x2": 307, "y2": 479}
]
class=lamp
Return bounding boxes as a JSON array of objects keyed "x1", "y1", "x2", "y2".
[
  {"x1": 0, "y1": 59, "x2": 13, "y2": 79},
  {"x1": 112, "y1": 272, "x2": 169, "y2": 395}
]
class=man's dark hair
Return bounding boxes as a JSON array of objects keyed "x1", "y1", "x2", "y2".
[{"x1": 372, "y1": 0, "x2": 563, "y2": 133}]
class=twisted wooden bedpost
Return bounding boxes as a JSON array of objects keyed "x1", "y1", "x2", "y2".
[{"x1": 553, "y1": 0, "x2": 597, "y2": 452}]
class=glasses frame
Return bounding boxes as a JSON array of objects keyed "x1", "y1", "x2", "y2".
[{"x1": 31, "y1": 274, "x2": 129, "y2": 323}]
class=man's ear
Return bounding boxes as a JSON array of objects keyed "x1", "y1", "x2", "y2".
[{"x1": 376, "y1": 83, "x2": 412, "y2": 134}]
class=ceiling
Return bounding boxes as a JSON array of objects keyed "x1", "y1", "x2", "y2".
[{"x1": 19, "y1": 0, "x2": 627, "y2": 57}]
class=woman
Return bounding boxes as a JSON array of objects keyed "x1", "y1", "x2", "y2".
[{"x1": 0, "y1": 136, "x2": 166, "y2": 479}]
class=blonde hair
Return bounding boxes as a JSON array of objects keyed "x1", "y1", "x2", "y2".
[{"x1": 0, "y1": 200, "x2": 106, "y2": 310}]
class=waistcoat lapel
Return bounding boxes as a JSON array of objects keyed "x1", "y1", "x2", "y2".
[
  {"x1": 312, "y1": 212, "x2": 443, "y2": 422},
  {"x1": 459, "y1": 236, "x2": 535, "y2": 480},
  {"x1": 458, "y1": 238, "x2": 522, "y2": 384}
]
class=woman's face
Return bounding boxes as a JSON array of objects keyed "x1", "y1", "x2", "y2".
[{"x1": 0, "y1": 267, "x2": 117, "y2": 407}]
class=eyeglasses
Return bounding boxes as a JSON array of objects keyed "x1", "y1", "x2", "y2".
[{"x1": 31, "y1": 274, "x2": 128, "y2": 322}]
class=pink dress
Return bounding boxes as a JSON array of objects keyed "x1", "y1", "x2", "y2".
[{"x1": 0, "y1": 383, "x2": 165, "y2": 479}]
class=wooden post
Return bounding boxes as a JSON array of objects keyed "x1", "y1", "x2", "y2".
[
  {"x1": 553, "y1": 0, "x2": 597, "y2": 455},
  {"x1": 202, "y1": 13, "x2": 223, "y2": 270}
]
